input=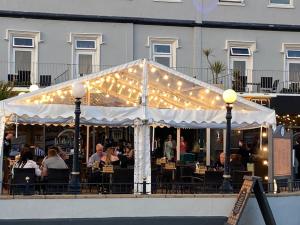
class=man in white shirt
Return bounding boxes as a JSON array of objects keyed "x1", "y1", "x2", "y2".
[{"x1": 87, "y1": 144, "x2": 106, "y2": 167}]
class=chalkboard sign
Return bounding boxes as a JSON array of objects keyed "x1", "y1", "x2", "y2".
[
  {"x1": 226, "y1": 176, "x2": 276, "y2": 225},
  {"x1": 226, "y1": 177, "x2": 254, "y2": 225}
]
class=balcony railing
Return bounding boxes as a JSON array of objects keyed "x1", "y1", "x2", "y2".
[{"x1": 1, "y1": 61, "x2": 300, "y2": 94}]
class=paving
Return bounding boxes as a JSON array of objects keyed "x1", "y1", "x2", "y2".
[{"x1": 0, "y1": 217, "x2": 228, "y2": 225}]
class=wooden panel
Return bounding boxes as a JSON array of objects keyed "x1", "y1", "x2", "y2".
[{"x1": 274, "y1": 138, "x2": 292, "y2": 177}]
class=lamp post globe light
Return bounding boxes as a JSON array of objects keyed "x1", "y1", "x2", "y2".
[
  {"x1": 221, "y1": 89, "x2": 237, "y2": 193},
  {"x1": 69, "y1": 82, "x2": 86, "y2": 194}
]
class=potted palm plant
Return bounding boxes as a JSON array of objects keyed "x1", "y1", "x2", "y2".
[
  {"x1": 0, "y1": 81, "x2": 15, "y2": 100},
  {"x1": 203, "y1": 48, "x2": 226, "y2": 89}
]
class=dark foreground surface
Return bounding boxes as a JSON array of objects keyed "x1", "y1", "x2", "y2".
[{"x1": 0, "y1": 217, "x2": 227, "y2": 225}]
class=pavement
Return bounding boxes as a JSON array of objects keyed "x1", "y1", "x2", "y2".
[{"x1": 0, "y1": 217, "x2": 228, "y2": 225}]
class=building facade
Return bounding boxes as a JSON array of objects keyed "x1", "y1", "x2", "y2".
[{"x1": 0, "y1": 0, "x2": 299, "y2": 126}]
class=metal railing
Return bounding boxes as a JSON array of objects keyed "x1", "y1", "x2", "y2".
[
  {"x1": 2, "y1": 179, "x2": 300, "y2": 197},
  {"x1": 1, "y1": 61, "x2": 300, "y2": 94}
]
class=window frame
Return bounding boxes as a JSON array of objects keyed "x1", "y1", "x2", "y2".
[
  {"x1": 286, "y1": 50, "x2": 300, "y2": 59},
  {"x1": 230, "y1": 47, "x2": 251, "y2": 56},
  {"x1": 75, "y1": 39, "x2": 97, "y2": 50},
  {"x1": 152, "y1": 43, "x2": 173, "y2": 67},
  {"x1": 268, "y1": 0, "x2": 294, "y2": 8},
  {"x1": 12, "y1": 37, "x2": 34, "y2": 48}
]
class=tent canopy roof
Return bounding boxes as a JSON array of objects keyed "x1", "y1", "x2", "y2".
[{"x1": 1, "y1": 59, "x2": 276, "y2": 128}]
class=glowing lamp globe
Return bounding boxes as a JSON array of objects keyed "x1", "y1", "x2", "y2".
[
  {"x1": 72, "y1": 82, "x2": 86, "y2": 98},
  {"x1": 223, "y1": 89, "x2": 237, "y2": 104},
  {"x1": 29, "y1": 84, "x2": 39, "y2": 92}
]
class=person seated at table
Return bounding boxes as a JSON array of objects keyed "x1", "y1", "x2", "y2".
[
  {"x1": 87, "y1": 144, "x2": 106, "y2": 167},
  {"x1": 12, "y1": 147, "x2": 41, "y2": 177},
  {"x1": 41, "y1": 148, "x2": 68, "y2": 177},
  {"x1": 101, "y1": 147, "x2": 119, "y2": 165},
  {"x1": 215, "y1": 152, "x2": 225, "y2": 170}
]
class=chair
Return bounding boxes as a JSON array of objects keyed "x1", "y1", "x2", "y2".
[
  {"x1": 180, "y1": 153, "x2": 195, "y2": 164},
  {"x1": 45, "y1": 168, "x2": 69, "y2": 194},
  {"x1": 233, "y1": 75, "x2": 247, "y2": 92},
  {"x1": 204, "y1": 171, "x2": 223, "y2": 193},
  {"x1": 11, "y1": 168, "x2": 36, "y2": 195},
  {"x1": 112, "y1": 167, "x2": 134, "y2": 194},
  {"x1": 40, "y1": 75, "x2": 52, "y2": 87},
  {"x1": 271, "y1": 80, "x2": 279, "y2": 93},
  {"x1": 260, "y1": 77, "x2": 273, "y2": 92}
]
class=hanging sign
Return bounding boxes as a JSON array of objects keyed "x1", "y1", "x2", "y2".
[{"x1": 273, "y1": 126, "x2": 292, "y2": 179}]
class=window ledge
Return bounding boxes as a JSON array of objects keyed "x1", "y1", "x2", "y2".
[
  {"x1": 267, "y1": 4, "x2": 295, "y2": 9},
  {"x1": 218, "y1": 2, "x2": 245, "y2": 7},
  {"x1": 153, "y1": 0, "x2": 183, "y2": 2}
]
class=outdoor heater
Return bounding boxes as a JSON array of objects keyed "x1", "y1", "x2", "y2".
[
  {"x1": 69, "y1": 82, "x2": 86, "y2": 194},
  {"x1": 221, "y1": 89, "x2": 237, "y2": 193}
]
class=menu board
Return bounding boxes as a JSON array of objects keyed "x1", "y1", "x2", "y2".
[
  {"x1": 226, "y1": 178, "x2": 254, "y2": 225},
  {"x1": 274, "y1": 138, "x2": 292, "y2": 177}
]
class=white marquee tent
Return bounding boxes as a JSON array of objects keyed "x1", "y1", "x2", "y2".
[{"x1": 0, "y1": 59, "x2": 276, "y2": 193}]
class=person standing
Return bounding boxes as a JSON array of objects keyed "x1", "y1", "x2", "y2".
[
  {"x1": 180, "y1": 136, "x2": 187, "y2": 154},
  {"x1": 3, "y1": 132, "x2": 13, "y2": 158},
  {"x1": 2, "y1": 132, "x2": 14, "y2": 189},
  {"x1": 164, "y1": 134, "x2": 176, "y2": 161},
  {"x1": 294, "y1": 137, "x2": 300, "y2": 179},
  {"x1": 237, "y1": 140, "x2": 250, "y2": 170}
]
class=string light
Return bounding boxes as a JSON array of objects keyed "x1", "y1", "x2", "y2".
[
  {"x1": 150, "y1": 67, "x2": 157, "y2": 73},
  {"x1": 177, "y1": 81, "x2": 182, "y2": 86},
  {"x1": 163, "y1": 74, "x2": 169, "y2": 80}
]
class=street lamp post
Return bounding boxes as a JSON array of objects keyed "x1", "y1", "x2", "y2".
[
  {"x1": 220, "y1": 89, "x2": 237, "y2": 193},
  {"x1": 69, "y1": 82, "x2": 86, "y2": 194}
]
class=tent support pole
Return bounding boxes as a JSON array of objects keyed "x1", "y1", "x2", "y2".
[
  {"x1": 206, "y1": 128, "x2": 211, "y2": 166},
  {"x1": 43, "y1": 125, "x2": 46, "y2": 151},
  {"x1": 92, "y1": 126, "x2": 96, "y2": 154},
  {"x1": 268, "y1": 125, "x2": 274, "y2": 192},
  {"x1": 0, "y1": 117, "x2": 6, "y2": 194},
  {"x1": 86, "y1": 125, "x2": 90, "y2": 164},
  {"x1": 151, "y1": 126, "x2": 155, "y2": 153},
  {"x1": 176, "y1": 128, "x2": 180, "y2": 161}
]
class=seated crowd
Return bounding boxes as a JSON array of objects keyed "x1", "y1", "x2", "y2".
[{"x1": 11, "y1": 142, "x2": 134, "y2": 180}]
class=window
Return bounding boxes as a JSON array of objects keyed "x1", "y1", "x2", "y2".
[
  {"x1": 219, "y1": 0, "x2": 243, "y2": 3},
  {"x1": 268, "y1": 0, "x2": 293, "y2": 8},
  {"x1": 153, "y1": 44, "x2": 172, "y2": 67},
  {"x1": 147, "y1": 37, "x2": 179, "y2": 68},
  {"x1": 13, "y1": 37, "x2": 34, "y2": 48},
  {"x1": 230, "y1": 47, "x2": 251, "y2": 56},
  {"x1": 69, "y1": 33, "x2": 103, "y2": 78},
  {"x1": 282, "y1": 44, "x2": 300, "y2": 86},
  {"x1": 75, "y1": 40, "x2": 96, "y2": 49},
  {"x1": 226, "y1": 41, "x2": 256, "y2": 92},
  {"x1": 5, "y1": 30, "x2": 41, "y2": 87},
  {"x1": 270, "y1": 0, "x2": 291, "y2": 4},
  {"x1": 287, "y1": 50, "x2": 300, "y2": 59},
  {"x1": 153, "y1": 0, "x2": 183, "y2": 2},
  {"x1": 218, "y1": 0, "x2": 245, "y2": 6}
]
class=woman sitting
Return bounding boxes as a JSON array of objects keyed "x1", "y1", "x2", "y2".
[
  {"x1": 12, "y1": 147, "x2": 41, "y2": 177},
  {"x1": 101, "y1": 147, "x2": 119, "y2": 165},
  {"x1": 41, "y1": 148, "x2": 68, "y2": 177}
]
